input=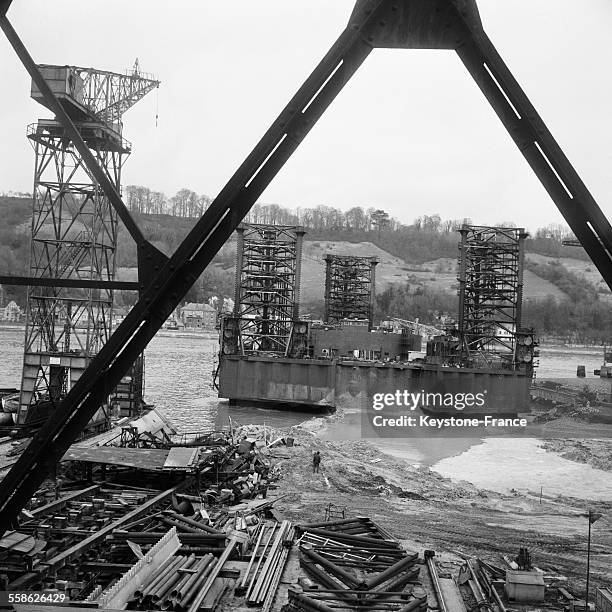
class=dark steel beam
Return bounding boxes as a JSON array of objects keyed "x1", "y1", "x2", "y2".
[
  {"x1": 0, "y1": 12, "x2": 167, "y2": 288},
  {"x1": 0, "y1": 0, "x2": 11, "y2": 17},
  {"x1": 451, "y1": 6, "x2": 612, "y2": 291},
  {"x1": 0, "y1": 275, "x2": 139, "y2": 290},
  {"x1": 0, "y1": 3, "x2": 387, "y2": 530}
]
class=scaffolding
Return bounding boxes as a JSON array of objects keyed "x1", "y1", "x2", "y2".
[
  {"x1": 18, "y1": 63, "x2": 158, "y2": 424},
  {"x1": 457, "y1": 225, "x2": 531, "y2": 368},
  {"x1": 232, "y1": 223, "x2": 305, "y2": 354},
  {"x1": 324, "y1": 255, "x2": 378, "y2": 329}
]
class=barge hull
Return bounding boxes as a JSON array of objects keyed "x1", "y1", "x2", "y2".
[{"x1": 218, "y1": 355, "x2": 531, "y2": 415}]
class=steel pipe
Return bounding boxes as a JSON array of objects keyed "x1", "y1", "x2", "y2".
[
  {"x1": 301, "y1": 546, "x2": 365, "y2": 590},
  {"x1": 365, "y1": 553, "x2": 419, "y2": 589}
]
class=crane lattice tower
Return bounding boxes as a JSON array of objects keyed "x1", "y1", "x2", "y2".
[{"x1": 18, "y1": 63, "x2": 159, "y2": 424}]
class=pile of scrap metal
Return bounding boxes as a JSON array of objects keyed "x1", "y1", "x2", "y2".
[
  {"x1": 456, "y1": 556, "x2": 510, "y2": 612},
  {"x1": 0, "y1": 483, "x2": 180, "y2": 591},
  {"x1": 84, "y1": 515, "x2": 294, "y2": 612},
  {"x1": 235, "y1": 519, "x2": 294, "y2": 610},
  {"x1": 0, "y1": 432, "x2": 281, "y2": 598},
  {"x1": 0, "y1": 484, "x2": 287, "y2": 603},
  {"x1": 285, "y1": 517, "x2": 427, "y2": 612},
  {"x1": 200, "y1": 435, "x2": 272, "y2": 506},
  {"x1": 60, "y1": 429, "x2": 272, "y2": 504},
  {"x1": 86, "y1": 526, "x2": 240, "y2": 611}
]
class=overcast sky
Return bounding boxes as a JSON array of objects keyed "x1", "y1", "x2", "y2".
[{"x1": 1, "y1": 1, "x2": 612, "y2": 231}]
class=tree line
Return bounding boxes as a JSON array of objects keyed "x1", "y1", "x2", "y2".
[{"x1": 124, "y1": 185, "x2": 587, "y2": 258}]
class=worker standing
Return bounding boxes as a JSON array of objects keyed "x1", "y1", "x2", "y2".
[{"x1": 313, "y1": 450, "x2": 321, "y2": 474}]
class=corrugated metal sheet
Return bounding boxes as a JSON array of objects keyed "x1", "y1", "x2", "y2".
[
  {"x1": 76, "y1": 407, "x2": 176, "y2": 448},
  {"x1": 506, "y1": 570, "x2": 546, "y2": 585},
  {"x1": 597, "y1": 588, "x2": 612, "y2": 612}
]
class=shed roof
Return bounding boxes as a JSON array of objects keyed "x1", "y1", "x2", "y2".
[{"x1": 506, "y1": 570, "x2": 545, "y2": 586}]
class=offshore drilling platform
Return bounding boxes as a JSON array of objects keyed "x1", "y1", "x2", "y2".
[
  {"x1": 217, "y1": 223, "x2": 537, "y2": 414},
  {"x1": 0, "y1": 1, "x2": 611, "y2": 610}
]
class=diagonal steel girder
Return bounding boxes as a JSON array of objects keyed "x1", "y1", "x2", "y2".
[{"x1": 2, "y1": 0, "x2": 612, "y2": 529}]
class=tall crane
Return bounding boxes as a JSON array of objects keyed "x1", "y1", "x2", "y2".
[
  {"x1": 389, "y1": 317, "x2": 446, "y2": 338},
  {"x1": 16, "y1": 61, "x2": 159, "y2": 425}
]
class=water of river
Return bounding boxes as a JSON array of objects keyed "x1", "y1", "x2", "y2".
[
  {"x1": 1, "y1": 326, "x2": 611, "y2": 500},
  {"x1": 0, "y1": 327, "x2": 312, "y2": 432}
]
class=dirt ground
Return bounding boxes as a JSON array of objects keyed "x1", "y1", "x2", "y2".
[
  {"x1": 540, "y1": 438, "x2": 612, "y2": 471},
  {"x1": 264, "y1": 420, "x2": 612, "y2": 598},
  {"x1": 534, "y1": 416, "x2": 612, "y2": 470}
]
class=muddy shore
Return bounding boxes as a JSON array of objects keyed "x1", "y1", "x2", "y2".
[
  {"x1": 541, "y1": 438, "x2": 612, "y2": 471},
  {"x1": 262, "y1": 416, "x2": 612, "y2": 597},
  {"x1": 536, "y1": 417, "x2": 612, "y2": 471}
]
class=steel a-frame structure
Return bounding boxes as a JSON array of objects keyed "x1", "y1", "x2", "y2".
[{"x1": 2, "y1": 0, "x2": 612, "y2": 529}]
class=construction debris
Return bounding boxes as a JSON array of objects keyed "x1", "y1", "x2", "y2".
[{"x1": 283, "y1": 517, "x2": 425, "y2": 612}]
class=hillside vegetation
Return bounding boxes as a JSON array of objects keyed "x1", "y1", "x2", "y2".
[{"x1": 1, "y1": 194, "x2": 610, "y2": 340}]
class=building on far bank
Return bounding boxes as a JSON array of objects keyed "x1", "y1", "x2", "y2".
[
  {"x1": 112, "y1": 306, "x2": 130, "y2": 327},
  {"x1": 181, "y1": 302, "x2": 217, "y2": 329},
  {"x1": 0, "y1": 300, "x2": 23, "y2": 322}
]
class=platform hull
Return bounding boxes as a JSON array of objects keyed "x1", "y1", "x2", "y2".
[{"x1": 218, "y1": 356, "x2": 531, "y2": 415}]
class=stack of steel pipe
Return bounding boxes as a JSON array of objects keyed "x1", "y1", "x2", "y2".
[
  {"x1": 287, "y1": 518, "x2": 425, "y2": 612},
  {"x1": 242, "y1": 520, "x2": 292, "y2": 607},
  {"x1": 108, "y1": 532, "x2": 226, "y2": 554},
  {"x1": 285, "y1": 588, "x2": 427, "y2": 612},
  {"x1": 121, "y1": 552, "x2": 220, "y2": 611},
  {"x1": 296, "y1": 522, "x2": 407, "y2": 571},
  {"x1": 109, "y1": 509, "x2": 228, "y2": 557},
  {"x1": 297, "y1": 517, "x2": 394, "y2": 540},
  {"x1": 185, "y1": 535, "x2": 239, "y2": 612}
]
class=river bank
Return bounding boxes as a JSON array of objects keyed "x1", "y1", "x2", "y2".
[
  {"x1": 541, "y1": 437, "x2": 612, "y2": 471},
  {"x1": 260, "y1": 416, "x2": 612, "y2": 596}
]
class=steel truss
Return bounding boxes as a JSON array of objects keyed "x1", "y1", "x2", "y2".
[
  {"x1": 233, "y1": 223, "x2": 305, "y2": 354},
  {"x1": 457, "y1": 225, "x2": 526, "y2": 366},
  {"x1": 3, "y1": 0, "x2": 612, "y2": 528},
  {"x1": 324, "y1": 255, "x2": 378, "y2": 329},
  {"x1": 17, "y1": 123, "x2": 124, "y2": 423},
  {"x1": 14, "y1": 62, "x2": 158, "y2": 425}
]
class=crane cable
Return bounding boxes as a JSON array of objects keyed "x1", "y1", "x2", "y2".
[{"x1": 155, "y1": 83, "x2": 159, "y2": 127}]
